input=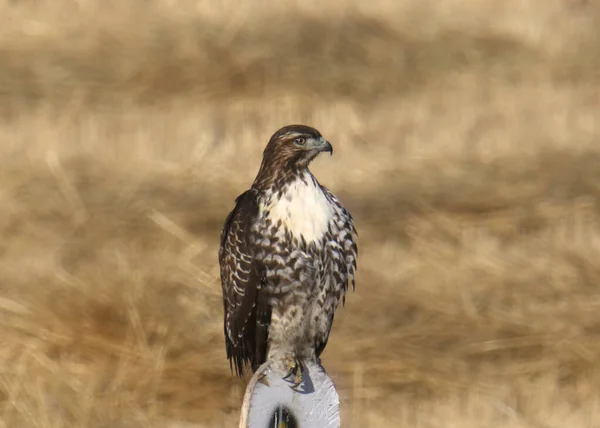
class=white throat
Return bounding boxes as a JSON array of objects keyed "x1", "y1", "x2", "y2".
[{"x1": 264, "y1": 173, "x2": 333, "y2": 244}]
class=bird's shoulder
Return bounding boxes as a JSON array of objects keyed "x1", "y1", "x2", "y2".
[{"x1": 219, "y1": 188, "x2": 260, "y2": 250}]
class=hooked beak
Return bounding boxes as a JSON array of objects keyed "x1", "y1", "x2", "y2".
[
  {"x1": 319, "y1": 137, "x2": 333, "y2": 156},
  {"x1": 304, "y1": 136, "x2": 333, "y2": 156}
]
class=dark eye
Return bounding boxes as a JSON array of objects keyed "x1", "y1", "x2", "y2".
[{"x1": 294, "y1": 137, "x2": 306, "y2": 146}]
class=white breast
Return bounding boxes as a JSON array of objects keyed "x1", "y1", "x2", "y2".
[{"x1": 264, "y1": 175, "x2": 334, "y2": 244}]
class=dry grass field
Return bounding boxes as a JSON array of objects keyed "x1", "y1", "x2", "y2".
[{"x1": 1, "y1": 0, "x2": 600, "y2": 426}]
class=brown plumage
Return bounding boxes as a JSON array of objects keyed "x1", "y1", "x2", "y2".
[{"x1": 218, "y1": 125, "x2": 358, "y2": 378}]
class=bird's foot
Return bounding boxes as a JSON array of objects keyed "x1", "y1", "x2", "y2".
[{"x1": 282, "y1": 355, "x2": 304, "y2": 390}]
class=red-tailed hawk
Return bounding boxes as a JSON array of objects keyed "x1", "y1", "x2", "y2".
[{"x1": 218, "y1": 124, "x2": 358, "y2": 385}]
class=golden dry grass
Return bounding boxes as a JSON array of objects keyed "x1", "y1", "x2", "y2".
[{"x1": 1, "y1": 0, "x2": 600, "y2": 427}]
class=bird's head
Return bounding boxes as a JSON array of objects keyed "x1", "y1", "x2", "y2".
[
  {"x1": 254, "y1": 125, "x2": 332, "y2": 186},
  {"x1": 264, "y1": 124, "x2": 332, "y2": 167},
  {"x1": 253, "y1": 124, "x2": 333, "y2": 189}
]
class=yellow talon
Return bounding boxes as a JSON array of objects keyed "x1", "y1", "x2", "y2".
[
  {"x1": 294, "y1": 370, "x2": 303, "y2": 388},
  {"x1": 282, "y1": 356, "x2": 304, "y2": 389}
]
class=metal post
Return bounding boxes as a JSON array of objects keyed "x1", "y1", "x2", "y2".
[{"x1": 239, "y1": 360, "x2": 341, "y2": 428}]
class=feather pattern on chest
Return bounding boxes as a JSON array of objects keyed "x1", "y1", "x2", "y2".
[
  {"x1": 218, "y1": 124, "x2": 358, "y2": 377},
  {"x1": 260, "y1": 172, "x2": 334, "y2": 245},
  {"x1": 249, "y1": 170, "x2": 357, "y2": 304}
]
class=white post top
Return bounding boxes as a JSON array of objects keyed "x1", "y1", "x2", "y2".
[{"x1": 239, "y1": 360, "x2": 341, "y2": 428}]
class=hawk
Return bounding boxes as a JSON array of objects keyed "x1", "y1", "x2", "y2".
[{"x1": 218, "y1": 124, "x2": 358, "y2": 384}]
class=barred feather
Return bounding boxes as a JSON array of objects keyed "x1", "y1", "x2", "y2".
[{"x1": 218, "y1": 125, "x2": 358, "y2": 377}]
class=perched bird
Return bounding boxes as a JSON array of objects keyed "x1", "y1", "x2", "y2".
[{"x1": 218, "y1": 124, "x2": 358, "y2": 385}]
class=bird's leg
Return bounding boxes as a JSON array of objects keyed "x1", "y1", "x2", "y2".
[{"x1": 282, "y1": 354, "x2": 304, "y2": 389}]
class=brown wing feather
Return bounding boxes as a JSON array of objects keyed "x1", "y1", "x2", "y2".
[
  {"x1": 314, "y1": 187, "x2": 359, "y2": 357},
  {"x1": 219, "y1": 189, "x2": 270, "y2": 377},
  {"x1": 322, "y1": 187, "x2": 359, "y2": 295}
]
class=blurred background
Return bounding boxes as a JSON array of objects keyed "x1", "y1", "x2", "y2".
[{"x1": 1, "y1": 0, "x2": 600, "y2": 427}]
